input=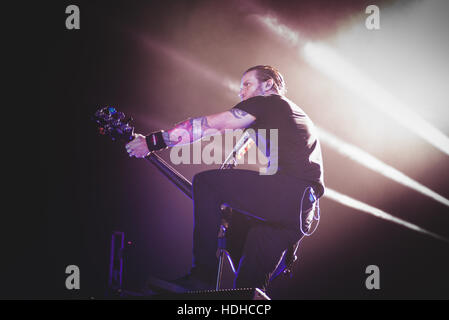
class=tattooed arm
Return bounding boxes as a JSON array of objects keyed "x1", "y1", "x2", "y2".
[
  {"x1": 125, "y1": 108, "x2": 255, "y2": 158},
  {"x1": 164, "y1": 109, "x2": 256, "y2": 146}
]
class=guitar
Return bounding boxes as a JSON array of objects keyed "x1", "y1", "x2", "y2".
[{"x1": 92, "y1": 106, "x2": 193, "y2": 198}]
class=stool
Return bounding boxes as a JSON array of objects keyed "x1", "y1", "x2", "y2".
[{"x1": 215, "y1": 203, "x2": 303, "y2": 290}]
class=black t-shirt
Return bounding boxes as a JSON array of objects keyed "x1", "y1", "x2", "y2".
[{"x1": 231, "y1": 94, "x2": 325, "y2": 197}]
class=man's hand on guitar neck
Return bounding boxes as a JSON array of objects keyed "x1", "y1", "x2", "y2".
[{"x1": 125, "y1": 134, "x2": 150, "y2": 158}]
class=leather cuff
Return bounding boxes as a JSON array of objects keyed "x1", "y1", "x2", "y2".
[{"x1": 145, "y1": 130, "x2": 168, "y2": 152}]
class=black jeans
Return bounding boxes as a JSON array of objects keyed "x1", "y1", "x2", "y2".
[{"x1": 191, "y1": 169, "x2": 317, "y2": 290}]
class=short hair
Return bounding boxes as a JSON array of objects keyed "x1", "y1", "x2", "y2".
[{"x1": 244, "y1": 65, "x2": 287, "y2": 95}]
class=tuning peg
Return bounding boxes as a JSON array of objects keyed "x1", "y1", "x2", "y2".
[{"x1": 107, "y1": 106, "x2": 117, "y2": 115}]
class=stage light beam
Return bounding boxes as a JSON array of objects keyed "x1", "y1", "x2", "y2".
[
  {"x1": 325, "y1": 188, "x2": 449, "y2": 244},
  {"x1": 256, "y1": 14, "x2": 449, "y2": 157},
  {"x1": 317, "y1": 127, "x2": 449, "y2": 208},
  {"x1": 138, "y1": 34, "x2": 239, "y2": 96},
  {"x1": 302, "y1": 42, "x2": 449, "y2": 157}
]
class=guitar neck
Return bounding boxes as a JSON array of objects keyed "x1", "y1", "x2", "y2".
[{"x1": 145, "y1": 153, "x2": 192, "y2": 199}]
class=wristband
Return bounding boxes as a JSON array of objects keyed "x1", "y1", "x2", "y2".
[{"x1": 145, "y1": 130, "x2": 168, "y2": 152}]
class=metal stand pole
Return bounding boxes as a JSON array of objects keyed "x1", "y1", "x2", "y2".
[
  {"x1": 215, "y1": 220, "x2": 229, "y2": 290},
  {"x1": 108, "y1": 231, "x2": 125, "y2": 295}
]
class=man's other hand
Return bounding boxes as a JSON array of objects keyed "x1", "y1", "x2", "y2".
[{"x1": 125, "y1": 134, "x2": 150, "y2": 158}]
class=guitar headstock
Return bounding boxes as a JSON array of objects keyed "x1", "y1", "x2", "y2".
[{"x1": 92, "y1": 106, "x2": 134, "y2": 142}]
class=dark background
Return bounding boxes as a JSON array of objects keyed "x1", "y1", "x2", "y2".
[{"x1": 25, "y1": 0, "x2": 449, "y2": 299}]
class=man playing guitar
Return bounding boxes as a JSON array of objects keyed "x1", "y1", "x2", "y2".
[{"x1": 125, "y1": 65, "x2": 325, "y2": 292}]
